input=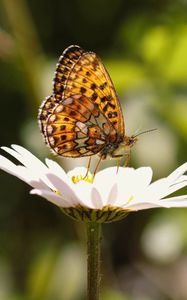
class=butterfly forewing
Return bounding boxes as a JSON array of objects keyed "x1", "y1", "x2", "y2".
[
  {"x1": 54, "y1": 45, "x2": 84, "y2": 100},
  {"x1": 53, "y1": 45, "x2": 124, "y2": 136}
]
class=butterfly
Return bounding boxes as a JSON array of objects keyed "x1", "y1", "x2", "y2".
[{"x1": 38, "y1": 45, "x2": 138, "y2": 171}]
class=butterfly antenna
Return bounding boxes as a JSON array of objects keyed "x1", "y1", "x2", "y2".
[
  {"x1": 132, "y1": 128, "x2": 157, "y2": 138},
  {"x1": 133, "y1": 127, "x2": 142, "y2": 136}
]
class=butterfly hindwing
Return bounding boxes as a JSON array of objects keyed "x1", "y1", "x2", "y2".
[
  {"x1": 45, "y1": 94, "x2": 111, "y2": 157},
  {"x1": 38, "y1": 95, "x2": 60, "y2": 143}
]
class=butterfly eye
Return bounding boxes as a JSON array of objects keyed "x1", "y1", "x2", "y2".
[{"x1": 128, "y1": 137, "x2": 138, "y2": 146}]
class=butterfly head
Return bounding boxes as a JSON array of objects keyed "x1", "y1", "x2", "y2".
[
  {"x1": 105, "y1": 135, "x2": 138, "y2": 160},
  {"x1": 123, "y1": 135, "x2": 138, "y2": 151},
  {"x1": 126, "y1": 135, "x2": 138, "y2": 146},
  {"x1": 124, "y1": 128, "x2": 157, "y2": 151}
]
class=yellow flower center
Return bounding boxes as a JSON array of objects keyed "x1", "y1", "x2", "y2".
[
  {"x1": 54, "y1": 190, "x2": 61, "y2": 196},
  {"x1": 127, "y1": 195, "x2": 134, "y2": 204},
  {"x1": 72, "y1": 173, "x2": 94, "y2": 184}
]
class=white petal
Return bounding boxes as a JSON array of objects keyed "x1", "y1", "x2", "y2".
[
  {"x1": 93, "y1": 167, "x2": 149, "y2": 207},
  {"x1": 147, "y1": 175, "x2": 187, "y2": 201},
  {"x1": 167, "y1": 178, "x2": 187, "y2": 196},
  {"x1": 0, "y1": 155, "x2": 43, "y2": 188},
  {"x1": 95, "y1": 166, "x2": 119, "y2": 182},
  {"x1": 107, "y1": 183, "x2": 118, "y2": 206},
  {"x1": 15, "y1": 166, "x2": 49, "y2": 189},
  {"x1": 45, "y1": 159, "x2": 67, "y2": 180},
  {"x1": 167, "y1": 162, "x2": 187, "y2": 183},
  {"x1": 127, "y1": 195, "x2": 187, "y2": 210},
  {"x1": 116, "y1": 166, "x2": 152, "y2": 185},
  {"x1": 116, "y1": 167, "x2": 153, "y2": 205},
  {"x1": 93, "y1": 167, "x2": 152, "y2": 206},
  {"x1": 67, "y1": 167, "x2": 89, "y2": 179},
  {"x1": 160, "y1": 195, "x2": 187, "y2": 207},
  {"x1": 1, "y1": 145, "x2": 57, "y2": 190},
  {"x1": 125, "y1": 201, "x2": 165, "y2": 211},
  {"x1": 74, "y1": 181, "x2": 94, "y2": 208},
  {"x1": 143, "y1": 178, "x2": 169, "y2": 202},
  {"x1": 134, "y1": 167, "x2": 153, "y2": 187},
  {"x1": 115, "y1": 168, "x2": 145, "y2": 206},
  {"x1": 0, "y1": 154, "x2": 22, "y2": 177},
  {"x1": 30, "y1": 189, "x2": 70, "y2": 207},
  {"x1": 91, "y1": 187, "x2": 103, "y2": 209},
  {"x1": 174, "y1": 175, "x2": 187, "y2": 183},
  {"x1": 2, "y1": 145, "x2": 47, "y2": 172},
  {"x1": 116, "y1": 167, "x2": 135, "y2": 185},
  {"x1": 93, "y1": 167, "x2": 118, "y2": 206},
  {"x1": 46, "y1": 173, "x2": 80, "y2": 206}
]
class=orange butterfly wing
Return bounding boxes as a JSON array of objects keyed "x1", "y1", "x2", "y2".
[
  {"x1": 39, "y1": 45, "x2": 125, "y2": 157},
  {"x1": 44, "y1": 94, "x2": 111, "y2": 157},
  {"x1": 54, "y1": 45, "x2": 125, "y2": 135}
]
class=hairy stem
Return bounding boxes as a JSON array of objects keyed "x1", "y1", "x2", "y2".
[{"x1": 87, "y1": 222, "x2": 101, "y2": 300}]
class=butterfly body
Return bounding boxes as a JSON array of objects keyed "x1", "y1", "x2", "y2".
[
  {"x1": 39, "y1": 45, "x2": 137, "y2": 161},
  {"x1": 99, "y1": 135, "x2": 137, "y2": 160}
]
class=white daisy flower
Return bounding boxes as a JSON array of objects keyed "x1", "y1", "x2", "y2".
[{"x1": 0, "y1": 145, "x2": 187, "y2": 223}]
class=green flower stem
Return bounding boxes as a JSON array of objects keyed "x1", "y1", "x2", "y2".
[{"x1": 87, "y1": 222, "x2": 102, "y2": 300}]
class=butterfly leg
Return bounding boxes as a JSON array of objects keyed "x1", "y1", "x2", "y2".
[
  {"x1": 83, "y1": 157, "x2": 92, "y2": 179},
  {"x1": 116, "y1": 159, "x2": 121, "y2": 174},
  {"x1": 93, "y1": 156, "x2": 102, "y2": 178},
  {"x1": 124, "y1": 151, "x2": 131, "y2": 167},
  {"x1": 111, "y1": 154, "x2": 123, "y2": 174}
]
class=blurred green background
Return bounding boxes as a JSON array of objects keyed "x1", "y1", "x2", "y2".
[{"x1": 0, "y1": 0, "x2": 187, "y2": 299}]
